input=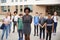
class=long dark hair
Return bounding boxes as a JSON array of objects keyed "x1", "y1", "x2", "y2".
[{"x1": 8, "y1": 12, "x2": 12, "y2": 20}]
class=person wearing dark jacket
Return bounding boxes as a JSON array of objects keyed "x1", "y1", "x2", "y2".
[
  {"x1": 39, "y1": 14, "x2": 46, "y2": 40},
  {"x1": 45, "y1": 14, "x2": 54, "y2": 40}
]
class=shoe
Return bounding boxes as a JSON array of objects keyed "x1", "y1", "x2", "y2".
[
  {"x1": 34, "y1": 34, "x2": 36, "y2": 36},
  {"x1": 12, "y1": 31, "x2": 14, "y2": 33}
]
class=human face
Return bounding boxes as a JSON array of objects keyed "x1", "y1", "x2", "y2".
[
  {"x1": 54, "y1": 12, "x2": 57, "y2": 16},
  {"x1": 25, "y1": 9, "x2": 29, "y2": 15},
  {"x1": 48, "y1": 14, "x2": 51, "y2": 19}
]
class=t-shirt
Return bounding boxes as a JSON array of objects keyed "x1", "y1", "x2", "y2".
[
  {"x1": 39, "y1": 18, "x2": 46, "y2": 26},
  {"x1": 3, "y1": 17, "x2": 10, "y2": 25},
  {"x1": 34, "y1": 16, "x2": 39, "y2": 25},
  {"x1": 13, "y1": 15, "x2": 18, "y2": 22},
  {"x1": 52, "y1": 16, "x2": 58, "y2": 22},
  {"x1": 18, "y1": 18, "x2": 23, "y2": 30},
  {"x1": 45, "y1": 19, "x2": 54, "y2": 30}
]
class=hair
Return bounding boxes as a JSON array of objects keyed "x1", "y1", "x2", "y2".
[
  {"x1": 14, "y1": 11, "x2": 17, "y2": 14},
  {"x1": 24, "y1": 7, "x2": 31, "y2": 13},
  {"x1": 36, "y1": 12, "x2": 38, "y2": 14},
  {"x1": 19, "y1": 14, "x2": 23, "y2": 16},
  {"x1": 8, "y1": 12, "x2": 12, "y2": 19},
  {"x1": 48, "y1": 13, "x2": 52, "y2": 16}
]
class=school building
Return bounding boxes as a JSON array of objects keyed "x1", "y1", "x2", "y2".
[{"x1": 0, "y1": 0, "x2": 60, "y2": 16}]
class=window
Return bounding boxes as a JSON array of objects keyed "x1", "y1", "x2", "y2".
[
  {"x1": 1, "y1": 0, "x2": 6, "y2": 3},
  {"x1": 28, "y1": 5, "x2": 33, "y2": 12},
  {"x1": 1, "y1": 6, "x2": 7, "y2": 12},
  {"x1": 12, "y1": 0, "x2": 14, "y2": 2},
  {"x1": 20, "y1": 5, "x2": 23, "y2": 12},
  {"x1": 15, "y1": 5, "x2": 18, "y2": 12},
  {"x1": 8, "y1": 6, "x2": 10, "y2": 12},
  {"x1": 15, "y1": 0, "x2": 18, "y2": 2},
  {"x1": 20, "y1": 0, "x2": 22, "y2": 2},
  {"x1": 24, "y1": 5, "x2": 33, "y2": 12},
  {"x1": 24, "y1": 0, "x2": 27, "y2": 1}
]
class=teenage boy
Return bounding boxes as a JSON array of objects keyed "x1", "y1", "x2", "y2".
[
  {"x1": 39, "y1": 14, "x2": 46, "y2": 40},
  {"x1": 13, "y1": 11, "x2": 18, "y2": 33},
  {"x1": 17, "y1": 14, "x2": 23, "y2": 40},
  {"x1": 34, "y1": 12, "x2": 39, "y2": 36},
  {"x1": 45, "y1": 14, "x2": 54, "y2": 40}
]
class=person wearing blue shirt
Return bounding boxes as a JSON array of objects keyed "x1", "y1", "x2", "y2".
[{"x1": 34, "y1": 12, "x2": 39, "y2": 36}]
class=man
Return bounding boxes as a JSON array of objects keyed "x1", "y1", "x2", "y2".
[
  {"x1": 39, "y1": 14, "x2": 46, "y2": 40},
  {"x1": 34, "y1": 12, "x2": 39, "y2": 36},
  {"x1": 13, "y1": 11, "x2": 18, "y2": 33},
  {"x1": 45, "y1": 14, "x2": 54, "y2": 40}
]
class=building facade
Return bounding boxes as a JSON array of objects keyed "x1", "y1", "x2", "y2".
[{"x1": 0, "y1": 0, "x2": 60, "y2": 16}]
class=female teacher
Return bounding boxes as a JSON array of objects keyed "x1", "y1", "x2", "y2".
[{"x1": 22, "y1": 7, "x2": 32, "y2": 40}]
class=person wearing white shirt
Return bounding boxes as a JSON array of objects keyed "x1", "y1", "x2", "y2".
[
  {"x1": 52, "y1": 11, "x2": 58, "y2": 34},
  {"x1": 12, "y1": 11, "x2": 18, "y2": 33}
]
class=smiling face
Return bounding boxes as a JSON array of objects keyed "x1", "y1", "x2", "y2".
[
  {"x1": 25, "y1": 9, "x2": 29, "y2": 15},
  {"x1": 48, "y1": 14, "x2": 51, "y2": 19},
  {"x1": 54, "y1": 12, "x2": 57, "y2": 16}
]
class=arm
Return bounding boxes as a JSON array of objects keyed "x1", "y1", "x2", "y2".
[
  {"x1": 52, "y1": 23, "x2": 54, "y2": 32},
  {"x1": 52, "y1": 19, "x2": 54, "y2": 32}
]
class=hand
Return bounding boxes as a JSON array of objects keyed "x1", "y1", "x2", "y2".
[
  {"x1": 52, "y1": 30, "x2": 54, "y2": 33},
  {"x1": 39, "y1": 24, "x2": 42, "y2": 26}
]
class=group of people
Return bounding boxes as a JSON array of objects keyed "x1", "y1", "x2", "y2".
[
  {"x1": 0, "y1": 7, "x2": 58, "y2": 40},
  {"x1": 34, "y1": 12, "x2": 58, "y2": 40}
]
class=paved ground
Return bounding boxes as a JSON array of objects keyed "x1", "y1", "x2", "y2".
[{"x1": 0, "y1": 16, "x2": 60, "y2": 40}]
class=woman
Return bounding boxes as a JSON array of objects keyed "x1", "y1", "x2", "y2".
[
  {"x1": 8, "y1": 12, "x2": 12, "y2": 33},
  {"x1": 17, "y1": 14, "x2": 23, "y2": 40},
  {"x1": 1, "y1": 13, "x2": 10, "y2": 40},
  {"x1": 52, "y1": 11, "x2": 58, "y2": 34},
  {"x1": 22, "y1": 7, "x2": 32, "y2": 40}
]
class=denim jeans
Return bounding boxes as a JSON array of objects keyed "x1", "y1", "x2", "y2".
[
  {"x1": 34, "y1": 25, "x2": 38, "y2": 36},
  {"x1": 1, "y1": 25, "x2": 9, "y2": 40},
  {"x1": 54, "y1": 22, "x2": 57, "y2": 33},
  {"x1": 9, "y1": 22, "x2": 12, "y2": 33},
  {"x1": 18, "y1": 30, "x2": 23, "y2": 40}
]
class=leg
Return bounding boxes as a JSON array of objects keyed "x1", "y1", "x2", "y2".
[
  {"x1": 34, "y1": 25, "x2": 36, "y2": 36},
  {"x1": 43, "y1": 28, "x2": 45, "y2": 39},
  {"x1": 13, "y1": 22, "x2": 15, "y2": 33},
  {"x1": 1, "y1": 28, "x2": 5, "y2": 40},
  {"x1": 18, "y1": 30, "x2": 20, "y2": 40},
  {"x1": 46, "y1": 31, "x2": 48, "y2": 40},
  {"x1": 6, "y1": 26, "x2": 9, "y2": 40},
  {"x1": 55, "y1": 23, "x2": 57, "y2": 33},
  {"x1": 25, "y1": 34, "x2": 27, "y2": 40},
  {"x1": 20, "y1": 30, "x2": 23, "y2": 40},
  {"x1": 27, "y1": 34, "x2": 30, "y2": 40},
  {"x1": 9, "y1": 22, "x2": 12, "y2": 33},
  {"x1": 37, "y1": 25, "x2": 38, "y2": 36},
  {"x1": 40, "y1": 27, "x2": 42, "y2": 39},
  {"x1": 49, "y1": 31, "x2": 52, "y2": 40}
]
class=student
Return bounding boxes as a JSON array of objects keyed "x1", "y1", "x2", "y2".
[
  {"x1": 1, "y1": 13, "x2": 10, "y2": 40},
  {"x1": 39, "y1": 14, "x2": 46, "y2": 40},
  {"x1": 22, "y1": 7, "x2": 32, "y2": 40},
  {"x1": 17, "y1": 14, "x2": 23, "y2": 40},
  {"x1": 8, "y1": 12, "x2": 12, "y2": 33},
  {"x1": 52, "y1": 11, "x2": 58, "y2": 34},
  {"x1": 12, "y1": 11, "x2": 18, "y2": 33},
  {"x1": 45, "y1": 14, "x2": 54, "y2": 40},
  {"x1": 34, "y1": 12, "x2": 39, "y2": 36}
]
